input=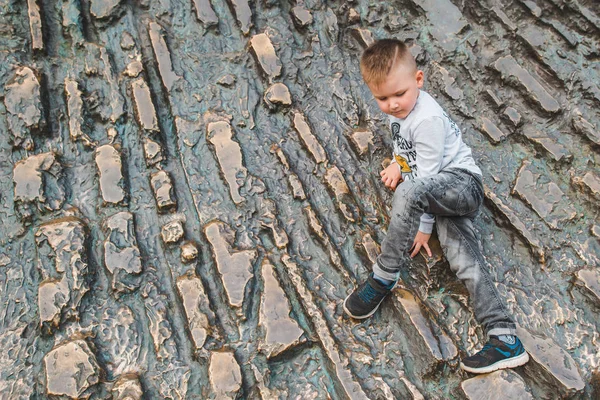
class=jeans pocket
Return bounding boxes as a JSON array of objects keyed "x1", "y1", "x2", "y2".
[{"x1": 457, "y1": 176, "x2": 483, "y2": 215}]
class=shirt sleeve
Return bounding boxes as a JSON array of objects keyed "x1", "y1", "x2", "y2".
[
  {"x1": 419, "y1": 213, "x2": 435, "y2": 234},
  {"x1": 413, "y1": 116, "x2": 446, "y2": 178},
  {"x1": 413, "y1": 116, "x2": 446, "y2": 234}
]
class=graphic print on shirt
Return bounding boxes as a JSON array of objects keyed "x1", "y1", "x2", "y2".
[
  {"x1": 443, "y1": 111, "x2": 461, "y2": 137},
  {"x1": 394, "y1": 154, "x2": 412, "y2": 173},
  {"x1": 391, "y1": 122, "x2": 417, "y2": 180}
]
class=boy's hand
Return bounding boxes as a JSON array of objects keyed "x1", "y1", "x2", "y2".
[
  {"x1": 380, "y1": 163, "x2": 403, "y2": 190},
  {"x1": 410, "y1": 231, "x2": 432, "y2": 258}
]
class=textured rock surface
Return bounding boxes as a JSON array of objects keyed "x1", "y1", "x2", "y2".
[
  {"x1": 103, "y1": 212, "x2": 143, "y2": 294},
  {"x1": 96, "y1": 305, "x2": 143, "y2": 378},
  {"x1": 112, "y1": 376, "x2": 144, "y2": 400},
  {"x1": 1, "y1": 0, "x2": 599, "y2": 398}
]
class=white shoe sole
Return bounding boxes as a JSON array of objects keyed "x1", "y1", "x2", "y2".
[{"x1": 460, "y1": 351, "x2": 530, "y2": 374}]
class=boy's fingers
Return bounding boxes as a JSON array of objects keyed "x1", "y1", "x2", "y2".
[
  {"x1": 424, "y1": 243, "x2": 432, "y2": 257},
  {"x1": 410, "y1": 242, "x2": 420, "y2": 258}
]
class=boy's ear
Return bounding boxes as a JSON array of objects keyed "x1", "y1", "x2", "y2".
[{"x1": 416, "y1": 70, "x2": 424, "y2": 88}]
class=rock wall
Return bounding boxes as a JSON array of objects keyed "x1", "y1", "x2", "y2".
[{"x1": 0, "y1": 0, "x2": 599, "y2": 398}]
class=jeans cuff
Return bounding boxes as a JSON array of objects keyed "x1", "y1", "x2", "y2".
[
  {"x1": 487, "y1": 324, "x2": 517, "y2": 338},
  {"x1": 372, "y1": 262, "x2": 399, "y2": 282}
]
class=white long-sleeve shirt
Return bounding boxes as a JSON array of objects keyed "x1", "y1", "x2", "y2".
[{"x1": 389, "y1": 90, "x2": 482, "y2": 233}]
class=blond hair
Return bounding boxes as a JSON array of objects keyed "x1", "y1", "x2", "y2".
[{"x1": 360, "y1": 39, "x2": 416, "y2": 86}]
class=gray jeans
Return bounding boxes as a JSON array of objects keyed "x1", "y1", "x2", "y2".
[{"x1": 373, "y1": 168, "x2": 516, "y2": 337}]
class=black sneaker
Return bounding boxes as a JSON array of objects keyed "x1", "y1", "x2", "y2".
[
  {"x1": 460, "y1": 336, "x2": 529, "y2": 374},
  {"x1": 343, "y1": 274, "x2": 395, "y2": 319}
]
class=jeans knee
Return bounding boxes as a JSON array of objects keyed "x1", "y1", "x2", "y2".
[{"x1": 396, "y1": 182, "x2": 426, "y2": 208}]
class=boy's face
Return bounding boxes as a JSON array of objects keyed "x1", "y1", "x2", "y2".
[{"x1": 367, "y1": 65, "x2": 424, "y2": 119}]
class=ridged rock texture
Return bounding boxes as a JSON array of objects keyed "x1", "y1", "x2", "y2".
[{"x1": 0, "y1": 0, "x2": 599, "y2": 398}]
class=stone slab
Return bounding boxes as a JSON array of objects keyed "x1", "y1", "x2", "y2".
[
  {"x1": 517, "y1": 327, "x2": 585, "y2": 395},
  {"x1": 325, "y1": 165, "x2": 358, "y2": 222},
  {"x1": 161, "y1": 220, "x2": 185, "y2": 244},
  {"x1": 13, "y1": 152, "x2": 65, "y2": 219},
  {"x1": 293, "y1": 112, "x2": 326, "y2": 164},
  {"x1": 479, "y1": 117, "x2": 507, "y2": 144},
  {"x1": 148, "y1": 22, "x2": 179, "y2": 92},
  {"x1": 227, "y1": 0, "x2": 252, "y2": 35},
  {"x1": 4, "y1": 66, "x2": 43, "y2": 149},
  {"x1": 522, "y1": 126, "x2": 571, "y2": 162},
  {"x1": 132, "y1": 78, "x2": 159, "y2": 132},
  {"x1": 44, "y1": 340, "x2": 100, "y2": 398},
  {"x1": 192, "y1": 0, "x2": 218, "y2": 27},
  {"x1": 259, "y1": 261, "x2": 303, "y2": 358},
  {"x1": 350, "y1": 129, "x2": 374, "y2": 156},
  {"x1": 95, "y1": 144, "x2": 127, "y2": 205},
  {"x1": 461, "y1": 369, "x2": 532, "y2": 399},
  {"x1": 573, "y1": 171, "x2": 600, "y2": 201},
  {"x1": 207, "y1": 120, "x2": 247, "y2": 204},
  {"x1": 250, "y1": 33, "x2": 281, "y2": 79},
  {"x1": 291, "y1": 6, "x2": 313, "y2": 28},
  {"x1": 91, "y1": 0, "x2": 121, "y2": 19},
  {"x1": 393, "y1": 289, "x2": 458, "y2": 373},
  {"x1": 36, "y1": 217, "x2": 89, "y2": 330},
  {"x1": 493, "y1": 56, "x2": 560, "y2": 113},
  {"x1": 27, "y1": 0, "x2": 43, "y2": 50},
  {"x1": 65, "y1": 78, "x2": 94, "y2": 147},
  {"x1": 103, "y1": 212, "x2": 143, "y2": 293},
  {"x1": 205, "y1": 221, "x2": 256, "y2": 307},
  {"x1": 484, "y1": 187, "x2": 545, "y2": 263},
  {"x1": 412, "y1": 0, "x2": 468, "y2": 51},
  {"x1": 150, "y1": 170, "x2": 177, "y2": 212},
  {"x1": 512, "y1": 161, "x2": 576, "y2": 230},
  {"x1": 177, "y1": 274, "x2": 212, "y2": 350},
  {"x1": 264, "y1": 82, "x2": 291, "y2": 109},
  {"x1": 575, "y1": 268, "x2": 600, "y2": 304},
  {"x1": 209, "y1": 352, "x2": 242, "y2": 397},
  {"x1": 571, "y1": 113, "x2": 600, "y2": 146}
]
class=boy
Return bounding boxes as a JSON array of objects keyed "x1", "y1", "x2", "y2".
[{"x1": 343, "y1": 39, "x2": 529, "y2": 374}]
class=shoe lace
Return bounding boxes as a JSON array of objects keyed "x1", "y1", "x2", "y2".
[
  {"x1": 473, "y1": 341, "x2": 495, "y2": 357},
  {"x1": 358, "y1": 283, "x2": 379, "y2": 303}
]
